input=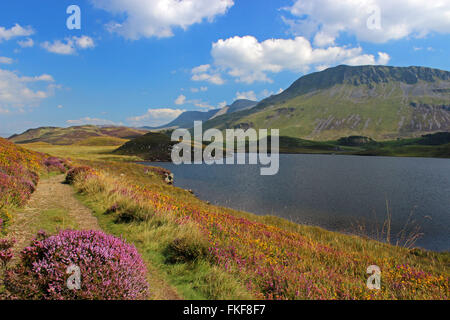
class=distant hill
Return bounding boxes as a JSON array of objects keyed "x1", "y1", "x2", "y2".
[
  {"x1": 210, "y1": 99, "x2": 257, "y2": 120},
  {"x1": 144, "y1": 99, "x2": 258, "y2": 130},
  {"x1": 202, "y1": 65, "x2": 450, "y2": 140},
  {"x1": 9, "y1": 125, "x2": 147, "y2": 145}
]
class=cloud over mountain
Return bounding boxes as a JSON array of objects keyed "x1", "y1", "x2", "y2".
[
  {"x1": 210, "y1": 35, "x2": 390, "y2": 83},
  {"x1": 66, "y1": 117, "x2": 119, "y2": 126},
  {"x1": 127, "y1": 108, "x2": 185, "y2": 127}
]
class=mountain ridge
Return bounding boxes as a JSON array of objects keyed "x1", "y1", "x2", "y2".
[
  {"x1": 143, "y1": 99, "x2": 258, "y2": 130},
  {"x1": 202, "y1": 65, "x2": 450, "y2": 140}
]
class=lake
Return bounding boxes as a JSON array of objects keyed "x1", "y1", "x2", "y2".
[{"x1": 142, "y1": 154, "x2": 450, "y2": 252}]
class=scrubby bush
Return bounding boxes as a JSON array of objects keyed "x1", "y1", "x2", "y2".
[
  {"x1": 0, "y1": 238, "x2": 14, "y2": 268},
  {"x1": 0, "y1": 169, "x2": 37, "y2": 207},
  {"x1": 105, "y1": 200, "x2": 147, "y2": 223},
  {"x1": 164, "y1": 230, "x2": 209, "y2": 264},
  {"x1": 65, "y1": 166, "x2": 96, "y2": 184},
  {"x1": 3, "y1": 230, "x2": 149, "y2": 300}
]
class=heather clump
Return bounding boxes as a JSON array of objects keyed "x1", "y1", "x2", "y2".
[
  {"x1": 44, "y1": 157, "x2": 71, "y2": 173},
  {"x1": 0, "y1": 169, "x2": 36, "y2": 208},
  {"x1": 0, "y1": 238, "x2": 15, "y2": 268},
  {"x1": 3, "y1": 230, "x2": 149, "y2": 300}
]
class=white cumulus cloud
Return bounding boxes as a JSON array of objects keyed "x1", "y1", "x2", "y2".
[
  {"x1": 190, "y1": 86, "x2": 208, "y2": 93},
  {"x1": 20, "y1": 74, "x2": 54, "y2": 82},
  {"x1": 191, "y1": 64, "x2": 225, "y2": 85},
  {"x1": 191, "y1": 72, "x2": 225, "y2": 85},
  {"x1": 17, "y1": 38, "x2": 34, "y2": 48},
  {"x1": 42, "y1": 39, "x2": 75, "y2": 55},
  {"x1": 190, "y1": 99, "x2": 216, "y2": 110},
  {"x1": 235, "y1": 89, "x2": 280, "y2": 101},
  {"x1": 285, "y1": 0, "x2": 450, "y2": 43},
  {"x1": 74, "y1": 35, "x2": 95, "y2": 49},
  {"x1": 0, "y1": 69, "x2": 57, "y2": 112},
  {"x1": 0, "y1": 24, "x2": 34, "y2": 42},
  {"x1": 235, "y1": 91, "x2": 257, "y2": 101},
  {"x1": 192, "y1": 64, "x2": 211, "y2": 74},
  {"x1": 66, "y1": 117, "x2": 119, "y2": 126},
  {"x1": 343, "y1": 52, "x2": 390, "y2": 66},
  {"x1": 313, "y1": 32, "x2": 335, "y2": 47},
  {"x1": 175, "y1": 94, "x2": 187, "y2": 105},
  {"x1": 41, "y1": 36, "x2": 95, "y2": 55},
  {"x1": 173, "y1": 91, "x2": 225, "y2": 110},
  {"x1": 127, "y1": 108, "x2": 185, "y2": 127},
  {"x1": 211, "y1": 35, "x2": 390, "y2": 84},
  {"x1": 91, "y1": 0, "x2": 234, "y2": 39},
  {"x1": 0, "y1": 57, "x2": 13, "y2": 64}
]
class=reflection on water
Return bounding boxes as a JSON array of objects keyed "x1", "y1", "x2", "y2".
[{"x1": 142, "y1": 154, "x2": 450, "y2": 251}]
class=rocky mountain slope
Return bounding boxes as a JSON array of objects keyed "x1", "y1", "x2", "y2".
[{"x1": 202, "y1": 65, "x2": 450, "y2": 140}]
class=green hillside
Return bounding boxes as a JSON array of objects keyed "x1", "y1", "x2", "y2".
[
  {"x1": 74, "y1": 136, "x2": 129, "y2": 146},
  {"x1": 113, "y1": 131, "x2": 175, "y2": 161},
  {"x1": 203, "y1": 65, "x2": 450, "y2": 140}
]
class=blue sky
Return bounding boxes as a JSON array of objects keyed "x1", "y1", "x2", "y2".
[{"x1": 1, "y1": 0, "x2": 450, "y2": 136}]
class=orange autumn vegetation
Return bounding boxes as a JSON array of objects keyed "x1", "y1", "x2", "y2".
[{"x1": 68, "y1": 161, "x2": 449, "y2": 300}]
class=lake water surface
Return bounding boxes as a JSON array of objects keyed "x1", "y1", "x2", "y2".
[{"x1": 142, "y1": 154, "x2": 450, "y2": 251}]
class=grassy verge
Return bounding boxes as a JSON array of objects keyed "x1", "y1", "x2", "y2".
[
  {"x1": 19, "y1": 143, "x2": 449, "y2": 300},
  {"x1": 74, "y1": 181, "x2": 252, "y2": 300},
  {"x1": 29, "y1": 208, "x2": 78, "y2": 235},
  {"x1": 22, "y1": 143, "x2": 143, "y2": 162}
]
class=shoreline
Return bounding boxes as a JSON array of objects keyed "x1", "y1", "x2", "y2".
[{"x1": 138, "y1": 159, "x2": 449, "y2": 253}]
